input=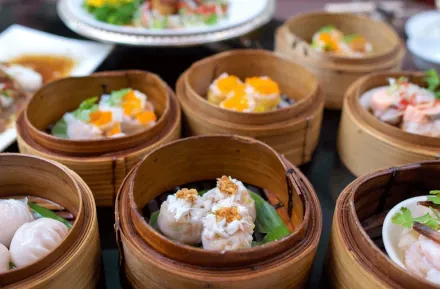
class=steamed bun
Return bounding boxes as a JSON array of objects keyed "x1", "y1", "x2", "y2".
[
  {"x1": 10, "y1": 218, "x2": 68, "y2": 268},
  {"x1": 0, "y1": 199, "x2": 34, "y2": 247},
  {"x1": 0, "y1": 243, "x2": 10, "y2": 273}
]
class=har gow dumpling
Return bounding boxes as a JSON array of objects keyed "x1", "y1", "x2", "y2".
[
  {"x1": 202, "y1": 176, "x2": 256, "y2": 222},
  {"x1": 157, "y1": 188, "x2": 204, "y2": 245},
  {"x1": 0, "y1": 199, "x2": 34, "y2": 247},
  {"x1": 202, "y1": 204, "x2": 255, "y2": 252},
  {"x1": 9, "y1": 218, "x2": 68, "y2": 268},
  {"x1": 0, "y1": 243, "x2": 10, "y2": 273}
]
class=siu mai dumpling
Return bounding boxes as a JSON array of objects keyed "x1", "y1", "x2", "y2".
[
  {"x1": 0, "y1": 243, "x2": 10, "y2": 273},
  {"x1": 157, "y1": 188, "x2": 204, "y2": 245},
  {"x1": 0, "y1": 199, "x2": 34, "y2": 247},
  {"x1": 202, "y1": 176, "x2": 256, "y2": 222},
  {"x1": 9, "y1": 218, "x2": 68, "y2": 268},
  {"x1": 208, "y1": 73, "x2": 245, "y2": 105},
  {"x1": 202, "y1": 204, "x2": 254, "y2": 251},
  {"x1": 245, "y1": 76, "x2": 281, "y2": 112}
]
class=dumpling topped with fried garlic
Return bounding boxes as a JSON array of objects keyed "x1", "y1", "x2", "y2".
[
  {"x1": 202, "y1": 203, "x2": 255, "y2": 251},
  {"x1": 202, "y1": 176, "x2": 256, "y2": 222},
  {"x1": 157, "y1": 188, "x2": 204, "y2": 245}
]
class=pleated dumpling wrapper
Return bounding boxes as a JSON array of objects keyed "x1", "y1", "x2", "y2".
[
  {"x1": 202, "y1": 202, "x2": 255, "y2": 251},
  {"x1": 0, "y1": 243, "x2": 10, "y2": 273},
  {"x1": 0, "y1": 199, "x2": 34, "y2": 247},
  {"x1": 208, "y1": 73, "x2": 246, "y2": 105},
  {"x1": 157, "y1": 188, "x2": 205, "y2": 245},
  {"x1": 9, "y1": 218, "x2": 68, "y2": 268},
  {"x1": 202, "y1": 176, "x2": 256, "y2": 222}
]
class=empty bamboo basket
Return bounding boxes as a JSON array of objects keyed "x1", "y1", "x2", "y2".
[
  {"x1": 115, "y1": 135, "x2": 322, "y2": 289},
  {"x1": 16, "y1": 70, "x2": 181, "y2": 206},
  {"x1": 337, "y1": 71, "x2": 439, "y2": 177},
  {"x1": 275, "y1": 12, "x2": 405, "y2": 109},
  {"x1": 0, "y1": 153, "x2": 100, "y2": 289},
  {"x1": 326, "y1": 161, "x2": 440, "y2": 289},
  {"x1": 176, "y1": 49, "x2": 324, "y2": 166}
]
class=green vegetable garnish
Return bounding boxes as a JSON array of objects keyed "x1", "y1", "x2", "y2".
[
  {"x1": 392, "y1": 206, "x2": 440, "y2": 230},
  {"x1": 319, "y1": 25, "x2": 335, "y2": 33},
  {"x1": 51, "y1": 117, "x2": 68, "y2": 139},
  {"x1": 152, "y1": 17, "x2": 169, "y2": 29},
  {"x1": 149, "y1": 211, "x2": 160, "y2": 231},
  {"x1": 28, "y1": 203, "x2": 72, "y2": 229},
  {"x1": 85, "y1": 0, "x2": 141, "y2": 25},
  {"x1": 204, "y1": 14, "x2": 218, "y2": 25},
  {"x1": 425, "y1": 69, "x2": 440, "y2": 99},
  {"x1": 106, "y1": 88, "x2": 131, "y2": 106},
  {"x1": 198, "y1": 189, "x2": 208, "y2": 196},
  {"x1": 72, "y1": 96, "x2": 99, "y2": 122},
  {"x1": 343, "y1": 34, "x2": 359, "y2": 43},
  {"x1": 428, "y1": 190, "x2": 440, "y2": 204},
  {"x1": 9, "y1": 262, "x2": 15, "y2": 270}
]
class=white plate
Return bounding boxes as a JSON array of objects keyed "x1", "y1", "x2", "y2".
[
  {"x1": 407, "y1": 37, "x2": 440, "y2": 70},
  {"x1": 0, "y1": 24, "x2": 114, "y2": 152},
  {"x1": 405, "y1": 10, "x2": 440, "y2": 40},
  {"x1": 58, "y1": 0, "x2": 275, "y2": 46}
]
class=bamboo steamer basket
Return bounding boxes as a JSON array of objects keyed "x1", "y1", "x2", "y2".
[
  {"x1": 16, "y1": 70, "x2": 181, "y2": 207},
  {"x1": 275, "y1": 12, "x2": 405, "y2": 109},
  {"x1": 326, "y1": 161, "x2": 440, "y2": 289},
  {"x1": 115, "y1": 135, "x2": 322, "y2": 289},
  {"x1": 337, "y1": 71, "x2": 439, "y2": 177},
  {"x1": 176, "y1": 49, "x2": 324, "y2": 167},
  {"x1": 0, "y1": 153, "x2": 100, "y2": 289}
]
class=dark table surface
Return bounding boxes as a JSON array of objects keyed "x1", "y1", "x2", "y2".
[{"x1": 0, "y1": 0, "x2": 429, "y2": 288}]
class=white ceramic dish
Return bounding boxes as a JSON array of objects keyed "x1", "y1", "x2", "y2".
[
  {"x1": 382, "y1": 195, "x2": 429, "y2": 269},
  {"x1": 57, "y1": 0, "x2": 275, "y2": 46},
  {"x1": 407, "y1": 37, "x2": 440, "y2": 71},
  {"x1": 405, "y1": 10, "x2": 440, "y2": 40},
  {"x1": 0, "y1": 24, "x2": 114, "y2": 151}
]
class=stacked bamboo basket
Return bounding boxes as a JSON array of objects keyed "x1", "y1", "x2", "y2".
[
  {"x1": 0, "y1": 154, "x2": 100, "y2": 289},
  {"x1": 275, "y1": 12, "x2": 405, "y2": 109},
  {"x1": 16, "y1": 70, "x2": 181, "y2": 206},
  {"x1": 176, "y1": 49, "x2": 324, "y2": 166},
  {"x1": 115, "y1": 135, "x2": 322, "y2": 289},
  {"x1": 326, "y1": 161, "x2": 440, "y2": 289},
  {"x1": 337, "y1": 72, "x2": 440, "y2": 177}
]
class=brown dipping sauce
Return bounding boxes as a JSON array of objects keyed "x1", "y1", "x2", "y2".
[{"x1": 10, "y1": 54, "x2": 75, "y2": 83}]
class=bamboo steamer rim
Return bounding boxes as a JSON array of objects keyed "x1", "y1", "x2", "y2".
[
  {"x1": 23, "y1": 70, "x2": 171, "y2": 156},
  {"x1": 275, "y1": 25, "x2": 406, "y2": 73},
  {"x1": 0, "y1": 153, "x2": 86, "y2": 285},
  {"x1": 335, "y1": 161, "x2": 440, "y2": 289},
  {"x1": 177, "y1": 72, "x2": 323, "y2": 133},
  {"x1": 282, "y1": 12, "x2": 401, "y2": 63},
  {"x1": 346, "y1": 71, "x2": 440, "y2": 155},
  {"x1": 16, "y1": 85, "x2": 181, "y2": 162},
  {"x1": 114, "y1": 145, "x2": 322, "y2": 283},
  {"x1": 121, "y1": 135, "x2": 312, "y2": 267},
  {"x1": 183, "y1": 49, "x2": 320, "y2": 124}
]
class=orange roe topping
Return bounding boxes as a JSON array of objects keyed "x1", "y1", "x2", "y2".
[
  {"x1": 107, "y1": 123, "x2": 121, "y2": 136},
  {"x1": 216, "y1": 75, "x2": 245, "y2": 94},
  {"x1": 318, "y1": 33, "x2": 340, "y2": 52},
  {"x1": 349, "y1": 36, "x2": 368, "y2": 53},
  {"x1": 220, "y1": 89, "x2": 250, "y2": 112},
  {"x1": 122, "y1": 90, "x2": 143, "y2": 116},
  {"x1": 245, "y1": 77, "x2": 280, "y2": 96},
  {"x1": 89, "y1": 111, "x2": 113, "y2": 126},
  {"x1": 176, "y1": 188, "x2": 198, "y2": 203},
  {"x1": 136, "y1": 111, "x2": 157, "y2": 125},
  {"x1": 216, "y1": 207, "x2": 242, "y2": 223},
  {"x1": 217, "y1": 176, "x2": 238, "y2": 195}
]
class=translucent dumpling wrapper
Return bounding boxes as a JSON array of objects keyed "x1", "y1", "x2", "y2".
[
  {"x1": 0, "y1": 243, "x2": 10, "y2": 273},
  {"x1": 202, "y1": 204, "x2": 255, "y2": 252},
  {"x1": 157, "y1": 188, "x2": 205, "y2": 245},
  {"x1": 202, "y1": 176, "x2": 256, "y2": 222},
  {"x1": 9, "y1": 218, "x2": 68, "y2": 268},
  {"x1": 0, "y1": 199, "x2": 34, "y2": 247}
]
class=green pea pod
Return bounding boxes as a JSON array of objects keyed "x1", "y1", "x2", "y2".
[
  {"x1": 149, "y1": 211, "x2": 160, "y2": 231},
  {"x1": 28, "y1": 203, "x2": 72, "y2": 229}
]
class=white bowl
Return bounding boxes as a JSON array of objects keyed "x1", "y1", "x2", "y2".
[
  {"x1": 407, "y1": 37, "x2": 440, "y2": 71},
  {"x1": 382, "y1": 195, "x2": 429, "y2": 269},
  {"x1": 405, "y1": 10, "x2": 440, "y2": 40}
]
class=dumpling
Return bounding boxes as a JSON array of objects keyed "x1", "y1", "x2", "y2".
[
  {"x1": 202, "y1": 176, "x2": 256, "y2": 222},
  {"x1": 208, "y1": 73, "x2": 245, "y2": 105},
  {"x1": 9, "y1": 218, "x2": 68, "y2": 268},
  {"x1": 202, "y1": 204, "x2": 254, "y2": 251},
  {"x1": 0, "y1": 199, "x2": 34, "y2": 247},
  {"x1": 157, "y1": 188, "x2": 204, "y2": 245},
  {"x1": 0, "y1": 243, "x2": 10, "y2": 273}
]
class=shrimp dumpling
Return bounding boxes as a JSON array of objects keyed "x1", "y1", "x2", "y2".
[
  {"x1": 0, "y1": 243, "x2": 10, "y2": 273},
  {"x1": 9, "y1": 218, "x2": 68, "y2": 268},
  {"x1": 202, "y1": 204, "x2": 255, "y2": 251},
  {"x1": 157, "y1": 188, "x2": 204, "y2": 245},
  {"x1": 202, "y1": 176, "x2": 256, "y2": 222},
  {"x1": 0, "y1": 199, "x2": 34, "y2": 247}
]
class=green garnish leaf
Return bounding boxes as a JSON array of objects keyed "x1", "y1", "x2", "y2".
[
  {"x1": 28, "y1": 203, "x2": 72, "y2": 229},
  {"x1": 51, "y1": 117, "x2": 68, "y2": 139},
  {"x1": 198, "y1": 189, "x2": 208, "y2": 196},
  {"x1": 9, "y1": 262, "x2": 15, "y2": 270},
  {"x1": 107, "y1": 88, "x2": 131, "y2": 106},
  {"x1": 149, "y1": 211, "x2": 160, "y2": 231},
  {"x1": 428, "y1": 190, "x2": 440, "y2": 204},
  {"x1": 86, "y1": 0, "x2": 141, "y2": 25},
  {"x1": 392, "y1": 207, "x2": 439, "y2": 230},
  {"x1": 343, "y1": 34, "x2": 359, "y2": 43},
  {"x1": 425, "y1": 69, "x2": 440, "y2": 99},
  {"x1": 72, "y1": 96, "x2": 99, "y2": 122},
  {"x1": 319, "y1": 25, "x2": 335, "y2": 33},
  {"x1": 204, "y1": 14, "x2": 218, "y2": 25}
]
